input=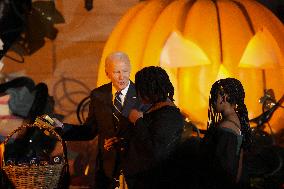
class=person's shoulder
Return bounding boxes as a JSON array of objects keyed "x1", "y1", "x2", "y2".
[
  {"x1": 127, "y1": 81, "x2": 136, "y2": 95},
  {"x1": 151, "y1": 104, "x2": 183, "y2": 122},
  {"x1": 219, "y1": 120, "x2": 241, "y2": 135},
  {"x1": 129, "y1": 80, "x2": 135, "y2": 86},
  {"x1": 160, "y1": 103, "x2": 180, "y2": 112},
  {"x1": 91, "y1": 83, "x2": 111, "y2": 94}
]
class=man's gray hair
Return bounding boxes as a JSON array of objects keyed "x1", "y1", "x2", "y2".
[{"x1": 105, "y1": 51, "x2": 131, "y2": 70}]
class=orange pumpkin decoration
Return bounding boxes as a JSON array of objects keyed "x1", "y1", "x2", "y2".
[{"x1": 98, "y1": 0, "x2": 284, "y2": 131}]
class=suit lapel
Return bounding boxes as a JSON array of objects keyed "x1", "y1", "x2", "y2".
[
  {"x1": 102, "y1": 83, "x2": 113, "y2": 108},
  {"x1": 102, "y1": 82, "x2": 136, "y2": 134}
]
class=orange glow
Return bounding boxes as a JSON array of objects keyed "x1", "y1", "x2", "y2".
[
  {"x1": 239, "y1": 27, "x2": 282, "y2": 69},
  {"x1": 160, "y1": 31, "x2": 211, "y2": 67},
  {"x1": 98, "y1": 0, "x2": 284, "y2": 131},
  {"x1": 0, "y1": 143, "x2": 4, "y2": 168},
  {"x1": 84, "y1": 164, "x2": 89, "y2": 176},
  {"x1": 216, "y1": 64, "x2": 232, "y2": 80}
]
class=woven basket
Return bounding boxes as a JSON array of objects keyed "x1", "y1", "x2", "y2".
[{"x1": 1, "y1": 116, "x2": 68, "y2": 189}]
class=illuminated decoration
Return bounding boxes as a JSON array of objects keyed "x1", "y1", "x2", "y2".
[
  {"x1": 98, "y1": 0, "x2": 284, "y2": 130},
  {"x1": 239, "y1": 27, "x2": 282, "y2": 92},
  {"x1": 216, "y1": 64, "x2": 232, "y2": 80},
  {"x1": 160, "y1": 31, "x2": 211, "y2": 67},
  {"x1": 239, "y1": 27, "x2": 282, "y2": 69},
  {"x1": 0, "y1": 142, "x2": 4, "y2": 168}
]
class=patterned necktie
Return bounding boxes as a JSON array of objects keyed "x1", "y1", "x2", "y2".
[{"x1": 113, "y1": 91, "x2": 123, "y2": 123}]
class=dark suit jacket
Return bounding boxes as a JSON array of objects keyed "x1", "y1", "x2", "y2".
[{"x1": 61, "y1": 81, "x2": 140, "y2": 178}]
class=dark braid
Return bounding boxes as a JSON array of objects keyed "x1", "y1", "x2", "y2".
[
  {"x1": 208, "y1": 81, "x2": 222, "y2": 129},
  {"x1": 135, "y1": 66, "x2": 174, "y2": 104},
  {"x1": 208, "y1": 78, "x2": 252, "y2": 150}
]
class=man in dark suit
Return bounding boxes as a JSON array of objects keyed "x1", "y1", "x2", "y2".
[{"x1": 54, "y1": 51, "x2": 140, "y2": 189}]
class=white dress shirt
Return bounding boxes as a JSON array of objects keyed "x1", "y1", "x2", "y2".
[{"x1": 112, "y1": 81, "x2": 130, "y2": 106}]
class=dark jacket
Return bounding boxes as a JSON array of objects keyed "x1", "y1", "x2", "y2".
[
  {"x1": 61, "y1": 81, "x2": 140, "y2": 178},
  {"x1": 122, "y1": 104, "x2": 184, "y2": 189}
]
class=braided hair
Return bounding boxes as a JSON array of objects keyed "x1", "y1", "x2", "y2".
[
  {"x1": 135, "y1": 66, "x2": 174, "y2": 104},
  {"x1": 208, "y1": 78, "x2": 252, "y2": 150}
]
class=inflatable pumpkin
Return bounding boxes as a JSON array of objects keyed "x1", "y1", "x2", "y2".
[{"x1": 98, "y1": 0, "x2": 284, "y2": 130}]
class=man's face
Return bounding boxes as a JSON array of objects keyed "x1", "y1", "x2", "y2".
[{"x1": 106, "y1": 59, "x2": 130, "y2": 91}]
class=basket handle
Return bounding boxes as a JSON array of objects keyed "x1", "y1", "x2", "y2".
[{"x1": 2, "y1": 115, "x2": 67, "y2": 163}]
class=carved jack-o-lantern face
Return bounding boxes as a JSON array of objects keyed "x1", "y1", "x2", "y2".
[{"x1": 98, "y1": 0, "x2": 284, "y2": 130}]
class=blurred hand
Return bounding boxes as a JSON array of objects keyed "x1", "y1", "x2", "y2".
[
  {"x1": 128, "y1": 109, "x2": 143, "y2": 124},
  {"x1": 52, "y1": 118, "x2": 64, "y2": 128},
  {"x1": 104, "y1": 137, "x2": 120, "y2": 151}
]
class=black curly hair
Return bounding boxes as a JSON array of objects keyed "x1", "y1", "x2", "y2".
[
  {"x1": 135, "y1": 66, "x2": 174, "y2": 104},
  {"x1": 208, "y1": 78, "x2": 252, "y2": 150}
]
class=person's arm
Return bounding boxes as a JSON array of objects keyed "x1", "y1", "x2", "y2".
[
  {"x1": 236, "y1": 148, "x2": 243, "y2": 183},
  {"x1": 54, "y1": 91, "x2": 98, "y2": 141},
  {"x1": 124, "y1": 108, "x2": 183, "y2": 175},
  {"x1": 215, "y1": 126, "x2": 241, "y2": 183},
  {"x1": 122, "y1": 116, "x2": 155, "y2": 175}
]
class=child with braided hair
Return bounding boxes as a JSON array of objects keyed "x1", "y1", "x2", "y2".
[{"x1": 199, "y1": 78, "x2": 252, "y2": 189}]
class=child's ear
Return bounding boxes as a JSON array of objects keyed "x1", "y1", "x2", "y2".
[
  {"x1": 224, "y1": 95, "x2": 230, "y2": 103},
  {"x1": 221, "y1": 95, "x2": 226, "y2": 103},
  {"x1": 221, "y1": 94, "x2": 228, "y2": 102}
]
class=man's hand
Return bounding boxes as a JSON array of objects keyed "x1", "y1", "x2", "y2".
[
  {"x1": 52, "y1": 118, "x2": 64, "y2": 128},
  {"x1": 128, "y1": 109, "x2": 143, "y2": 124}
]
